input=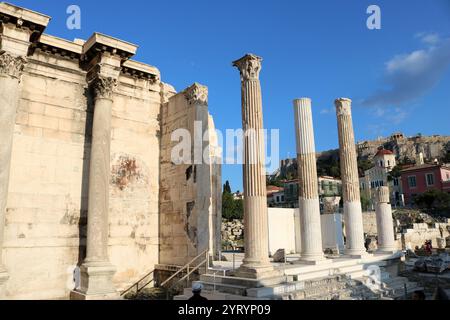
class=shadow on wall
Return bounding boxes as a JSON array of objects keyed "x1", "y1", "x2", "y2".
[{"x1": 77, "y1": 87, "x2": 94, "y2": 268}]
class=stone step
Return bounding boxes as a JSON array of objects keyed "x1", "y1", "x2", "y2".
[
  {"x1": 199, "y1": 274, "x2": 288, "y2": 288},
  {"x1": 201, "y1": 281, "x2": 248, "y2": 296},
  {"x1": 246, "y1": 282, "x2": 305, "y2": 298},
  {"x1": 175, "y1": 290, "x2": 267, "y2": 301}
]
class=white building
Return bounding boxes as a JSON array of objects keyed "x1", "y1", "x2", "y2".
[{"x1": 360, "y1": 148, "x2": 403, "y2": 207}]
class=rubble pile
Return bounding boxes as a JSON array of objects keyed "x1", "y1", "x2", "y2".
[
  {"x1": 413, "y1": 253, "x2": 450, "y2": 274},
  {"x1": 221, "y1": 219, "x2": 244, "y2": 248}
]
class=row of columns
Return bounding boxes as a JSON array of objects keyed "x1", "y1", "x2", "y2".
[{"x1": 233, "y1": 54, "x2": 398, "y2": 277}]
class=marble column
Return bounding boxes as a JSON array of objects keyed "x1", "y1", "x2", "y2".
[
  {"x1": 293, "y1": 98, "x2": 326, "y2": 264},
  {"x1": 335, "y1": 98, "x2": 367, "y2": 257},
  {"x1": 0, "y1": 52, "x2": 26, "y2": 296},
  {"x1": 233, "y1": 54, "x2": 273, "y2": 279},
  {"x1": 71, "y1": 76, "x2": 118, "y2": 300},
  {"x1": 375, "y1": 187, "x2": 397, "y2": 253}
]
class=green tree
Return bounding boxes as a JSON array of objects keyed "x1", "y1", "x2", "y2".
[
  {"x1": 358, "y1": 159, "x2": 373, "y2": 173},
  {"x1": 222, "y1": 191, "x2": 235, "y2": 220},
  {"x1": 233, "y1": 199, "x2": 244, "y2": 220},
  {"x1": 223, "y1": 180, "x2": 231, "y2": 194},
  {"x1": 443, "y1": 151, "x2": 450, "y2": 164},
  {"x1": 414, "y1": 190, "x2": 450, "y2": 213},
  {"x1": 222, "y1": 181, "x2": 244, "y2": 220},
  {"x1": 330, "y1": 166, "x2": 340, "y2": 178}
]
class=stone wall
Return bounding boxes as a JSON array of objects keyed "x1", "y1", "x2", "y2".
[
  {"x1": 0, "y1": 3, "x2": 221, "y2": 300},
  {"x1": 159, "y1": 84, "x2": 218, "y2": 266},
  {"x1": 108, "y1": 72, "x2": 162, "y2": 288},
  {"x1": 402, "y1": 221, "x2": 450, "y2": 250},
  {"x1": 4, "y1": 44, "x2": 89, "y2": 300},
  {"x1": 362, "y1": 211, "x2": 378, "y2": 236},
  {"x1": 3, "y1": 44, "x2": 164, "y2": 298}
]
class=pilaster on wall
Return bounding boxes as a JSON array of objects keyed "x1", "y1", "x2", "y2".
[{"x1": 0, "y1": 2, "x2": 50, "y2": 298}]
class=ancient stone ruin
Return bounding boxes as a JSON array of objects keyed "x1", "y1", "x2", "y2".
[{"x1": 0, "y1": 3, "x2": 221, "y2": 299}]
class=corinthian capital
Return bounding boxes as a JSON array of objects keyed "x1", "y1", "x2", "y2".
[
  {"x1": 92, "y1": 76, "x2": 118, "y2": 100},
  {"x1": 184, "y1": 82, "x2": 208, "y2": 105},
  {"x1": 0, "y1": 51, "x2": 27, "y2": 79},
  {"x1": 335, "y1": 98, "x2": 352, "y2": 116},
  {"x1": 232, "y1": 54, "x2": 262, "y2": 81}
]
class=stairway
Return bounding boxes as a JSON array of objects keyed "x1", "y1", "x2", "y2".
[{"x1": 174, "y1": 255, "x2": 424, "y2": 300}]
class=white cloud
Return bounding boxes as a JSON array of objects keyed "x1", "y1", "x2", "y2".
[
  {"x1": 363, "y1": 33, "x2": 450, "y2": 107},
  {"x1": 415, "y1": 32, "x2": 440, "y2": 46},
  {"x1": 320, "y1": 108, "x2": 334, "y2": 115}
]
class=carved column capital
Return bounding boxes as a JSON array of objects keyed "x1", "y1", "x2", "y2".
[
  {"x1": 0, "y1": 51, "x2": 27, "y2": 79},
  {"x1": 92, "y1": 76, "x2": 118, "y2": 100},
  {"x1": 232, "y1": 54, "x2": 262, "y2": 81},
  {"x1": 376, "y1": 186, "x2": 390, "y2": 204},
  {"x1": 335, "y1": 98, "x2": 352, "y2": 116},
  {"x1": 184, "y1": 82, "x2": 208, "y2": 105}
]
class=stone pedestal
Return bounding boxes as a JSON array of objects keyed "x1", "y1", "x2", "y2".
[
  {"x1": 70, "y1": 262, "x2": 118, "y2": 300},
  {"x1": 321, "y1": 213, "x2": 345, "y2": 255},
  {"x1": 293, "y1": 98, "x2": 327, "y2": 264},
  {"x1": 232, "y1": 54, "x2": 273, "y2": 279},
  {"x1": 375, "y1": 187, "x2": 397, "y2": 253},
  {"x1": 335, "y1": 98, "x2": 367, "y2": 258}
]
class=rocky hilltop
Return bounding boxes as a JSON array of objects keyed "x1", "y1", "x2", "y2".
[{"x1": 270, "y1": 133, "x2": 450, "y2": 180}]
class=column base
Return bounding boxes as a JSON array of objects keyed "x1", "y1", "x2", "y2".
[
  {"x1": 343, "y1": 249, "x2": 371, "y2": 259},
  {"x1": 0, "y1": 266, "x2": 9, "y2": 298},
  {"x1": 70, "y1": 261, "x2": 118, "y2": 300},
  {"x1": 376, "y1": 248, "x2": 399, "y2": 255},
  {"x1": 234, "y1": 263, "x2": 280, "y2": 280},
  {"x1": 294, "y1": 255, "x2": 332, "y2": 265}
]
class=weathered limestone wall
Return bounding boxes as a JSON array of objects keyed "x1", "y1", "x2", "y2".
[
  {"x1": 402, "y1": 221, "x2": 450, "y2": 250},
  {"x1": 4, "y1": 50, "x2": 89, "y2": 299},
  {"x1": 3, "y1": 47, "x2": 163, "y2": 298},
  {"x1": 1, "y1": 2, "x2": 222, "y2": 300},
  {"x1": 159, "y1": 84, "x2": 214, "y2": 266},
  {"x1": 108, "y1": 72, "x2": 162, "y2": 289},
  {"x1": 362, "y1": 212, "x2": 378, "y2": 236}
]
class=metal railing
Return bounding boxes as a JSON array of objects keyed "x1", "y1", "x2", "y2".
[
  {"x1": 120, "y1": 269, "x2": 155, "y2": 297},
  {"x1": 160, "y1": 249, "x2": 209, "y2": 299}
]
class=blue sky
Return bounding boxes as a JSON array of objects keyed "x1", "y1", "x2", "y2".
[{"x1": 12, "y1": 0, "x2": 450, "y2": 191}]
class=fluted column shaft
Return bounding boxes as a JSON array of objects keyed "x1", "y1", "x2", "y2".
[
  {"x1": 375, "y1": 187, "x2": 397, "y2": 253},
  {"x1": 0, "y1": 52, "x2": 26, "y2": 294},
  {"x1": 233, "y1": 54, "x2": 271, "y2": 272},
  {"x1": 293, "y1": 98, "x2": 325, "y2": 262},
  {"x1": 335, "y1": 98, "x2": 366, "y2": 257}
]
